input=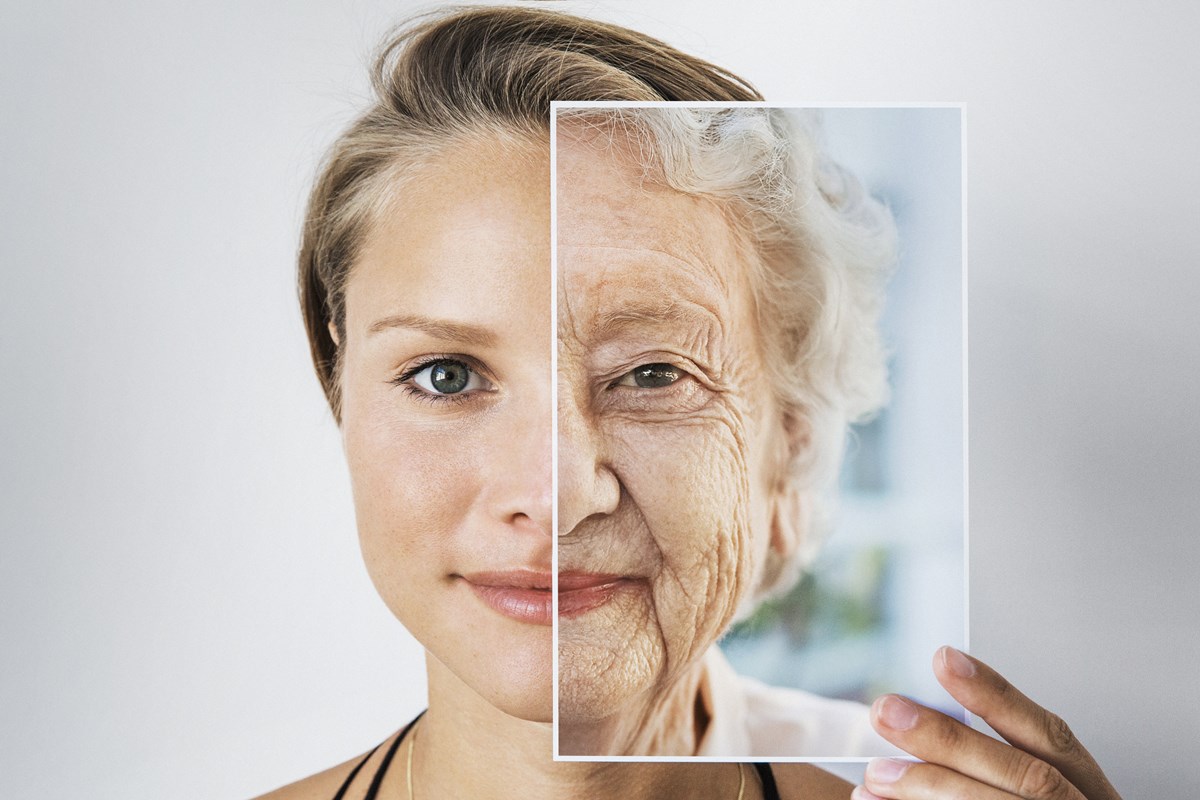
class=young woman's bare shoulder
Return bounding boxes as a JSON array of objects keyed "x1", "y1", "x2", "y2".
[
  {"x1": 250, "y1": 754, "x2": 361, "y2": 800},
  {"x1": 250, "y1": 735, "x2": 397, "y2": 800},
  {"x1": 770, "y1": 763, "x2": 854, "y2": 799}
]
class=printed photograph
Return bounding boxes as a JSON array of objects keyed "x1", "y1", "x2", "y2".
[{"x1": 554, "y1": 103, "x2": 965, "y2": 760}]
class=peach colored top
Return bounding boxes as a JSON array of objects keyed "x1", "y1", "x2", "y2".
[{"x1": 695, "y1": 648, "x2": 907, "y2": 758}]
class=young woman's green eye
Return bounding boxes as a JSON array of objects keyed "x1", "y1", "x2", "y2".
[{"x1": 410, "y1": 359, "x2": 487, "y2": 395}]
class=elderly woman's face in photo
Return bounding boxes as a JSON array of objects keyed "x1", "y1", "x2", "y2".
[
  {"x1": 335, "y1": 139, "x2": 553, "y2": 721},
  {"x1": 556, "y1": 126, "x2": 796, "y2": 738}
]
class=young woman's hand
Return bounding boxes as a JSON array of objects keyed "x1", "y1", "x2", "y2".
[{"x1": 855, "y1": 647, "x2": 1122, "y2": 800}]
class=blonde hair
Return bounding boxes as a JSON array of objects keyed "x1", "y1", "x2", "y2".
[{"x1": 298, "y1": 6, "x2": 760, "y2": 419}]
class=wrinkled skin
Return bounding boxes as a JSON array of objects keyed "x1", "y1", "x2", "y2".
[{"x1": 556, "y1": 128, "x2": 797, "y2": 755}]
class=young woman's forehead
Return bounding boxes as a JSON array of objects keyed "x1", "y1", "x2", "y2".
[{"x1": 345, "y1": 147, "x2": 550, "y2": 339}]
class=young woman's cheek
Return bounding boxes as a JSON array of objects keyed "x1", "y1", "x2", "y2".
[{"x1": 341, "y1": 400, "x2": 484, "y2": 591}]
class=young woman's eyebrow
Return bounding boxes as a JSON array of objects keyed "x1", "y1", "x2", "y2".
[{"x1": 367, "y1": 313, "x2": 498, "y2": 347}]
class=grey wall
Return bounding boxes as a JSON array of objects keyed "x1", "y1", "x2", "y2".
[{"x1": 1, "y1": 1, "x2": 1196, "y2": 797}]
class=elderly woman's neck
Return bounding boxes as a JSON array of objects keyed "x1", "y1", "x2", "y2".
[
  {"x1": 558, "y1": 658, "x2": 710, "y2": 756},
  {"x1": 420, "y1": 656, "x2": 731, "y2": 799}
]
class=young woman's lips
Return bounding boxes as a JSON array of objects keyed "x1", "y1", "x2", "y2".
[
  {"x1": 557, "y1": 572, "x2": 637, "y2": 618},
  {"x1": 461, "y1": 571, "x2": 553, "y2": 626}
]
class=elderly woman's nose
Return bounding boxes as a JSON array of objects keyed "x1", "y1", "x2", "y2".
[
  {"x1": 557, "y1": 392, "x2": 619, "y2": 536},
  {"x1": 482, "y1": 394, "x2": 551, "y2": 536}
]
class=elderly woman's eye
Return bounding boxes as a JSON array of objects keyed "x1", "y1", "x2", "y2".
[
  {"x1": 616, "y1": 363, "x2": 682, "y2": 389},
  {"x1": 405, "y1": 359, "x2": 488, "y2": 396}
]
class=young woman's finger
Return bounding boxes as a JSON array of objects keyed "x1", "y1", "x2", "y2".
[
  {"x1": 858, "y1": 757, "x2": 1083, "y2": 800},
  {"x1": 870, "y1": 694, "x2": 1086, "y2": 798},
  {"x1": 931, "y1": 647, "x2": 1122, "y2": 800}
]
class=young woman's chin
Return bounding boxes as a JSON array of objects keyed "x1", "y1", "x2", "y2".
[
  {"x1": 425, "y1": 620, "x2": 554, "y2": 723},
  {"x1": 476, "y1": 659, "x2": 554, "y2": 724}
]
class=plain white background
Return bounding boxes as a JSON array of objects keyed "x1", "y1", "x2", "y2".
[{"x1": 1, "y1": 1, "x2": 1197, "y2": 797}]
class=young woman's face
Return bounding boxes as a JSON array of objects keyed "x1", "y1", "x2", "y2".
[{"x1": 337, "y1": 139, "x2": 552, "y2": 721}]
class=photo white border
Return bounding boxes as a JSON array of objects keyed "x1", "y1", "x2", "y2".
[{"x1": 550, "y1": 99, "x2": 969, "y2": 763}]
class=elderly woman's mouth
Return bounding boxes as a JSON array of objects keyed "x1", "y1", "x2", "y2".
[{"x1": 557, "y1": 572, "x2": 643, "y2": 618}]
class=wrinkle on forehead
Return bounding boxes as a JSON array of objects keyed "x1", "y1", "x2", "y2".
[
  {"x1": 560, "y1": 250, "x2": 731, "y2": 345},
  {"x1": 556, "y1": 138, "x2": 757, "y2": 356},
  {"x1": 558, "y1": 131, "x2": 745, "y2": 261},
  {"x1": 590, "y1": 297, "x2": 713, "y2": 344},
  {"x1": 559, "y1": 208, "x2": 744, "y2": 297}
]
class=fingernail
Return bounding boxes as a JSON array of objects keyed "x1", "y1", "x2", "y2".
[
  {"x1": 942, "y1": 645, "x2": 976, "y2": 678},
  {"x1": 876, "y1": 695, "x2": 919, "y2": 730},
  {"x1": 866, "y1": 758, "x2": 910, "y2": 784},
  {"x1": 852, "y1": 786, "x2": 886, "y2": 800}
]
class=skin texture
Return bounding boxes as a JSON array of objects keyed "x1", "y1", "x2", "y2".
[
  {"x1": 555, "y1": 126, "x2": 797, "y2": 755},
  {"x1": 337, "y1": 135, "x2": 553, "y2": 723}
]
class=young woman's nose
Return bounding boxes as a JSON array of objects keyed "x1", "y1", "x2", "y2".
[
  {"x1": 556, "y1": 388, "x2": 619, "y2": 537},
  {"x1": 483, "y1": 388, "x2": 551, "y2": 536}
]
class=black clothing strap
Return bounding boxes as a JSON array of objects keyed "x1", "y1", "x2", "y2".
[
  {"x1": 329, "y1": 743, "x2": 379, "y2": 800},
  {"x1": 331, "y1": 712, "x2": 424, "y2": 800},
  {"x1": 333, "y1": 716, "x2": 780, "y2": 800},
  {"x1": 754, "y1": 762, "x2": 781, "y2": 800}
]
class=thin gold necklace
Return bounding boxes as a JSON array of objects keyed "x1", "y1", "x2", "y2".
[
  {"x1": 406, "y1": 719, "x2": 418, "y2": 800},
  {"x1": 404, "y1": 722, "x2": 746, "y2": 800}
]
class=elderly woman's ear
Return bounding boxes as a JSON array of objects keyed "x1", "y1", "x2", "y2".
[
  {"x1": 758, "y1": 408, "x2": 813, "y2": 595},
  {"x1": 768, "y1": 482, "x2": 809, "y2": 565}
]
